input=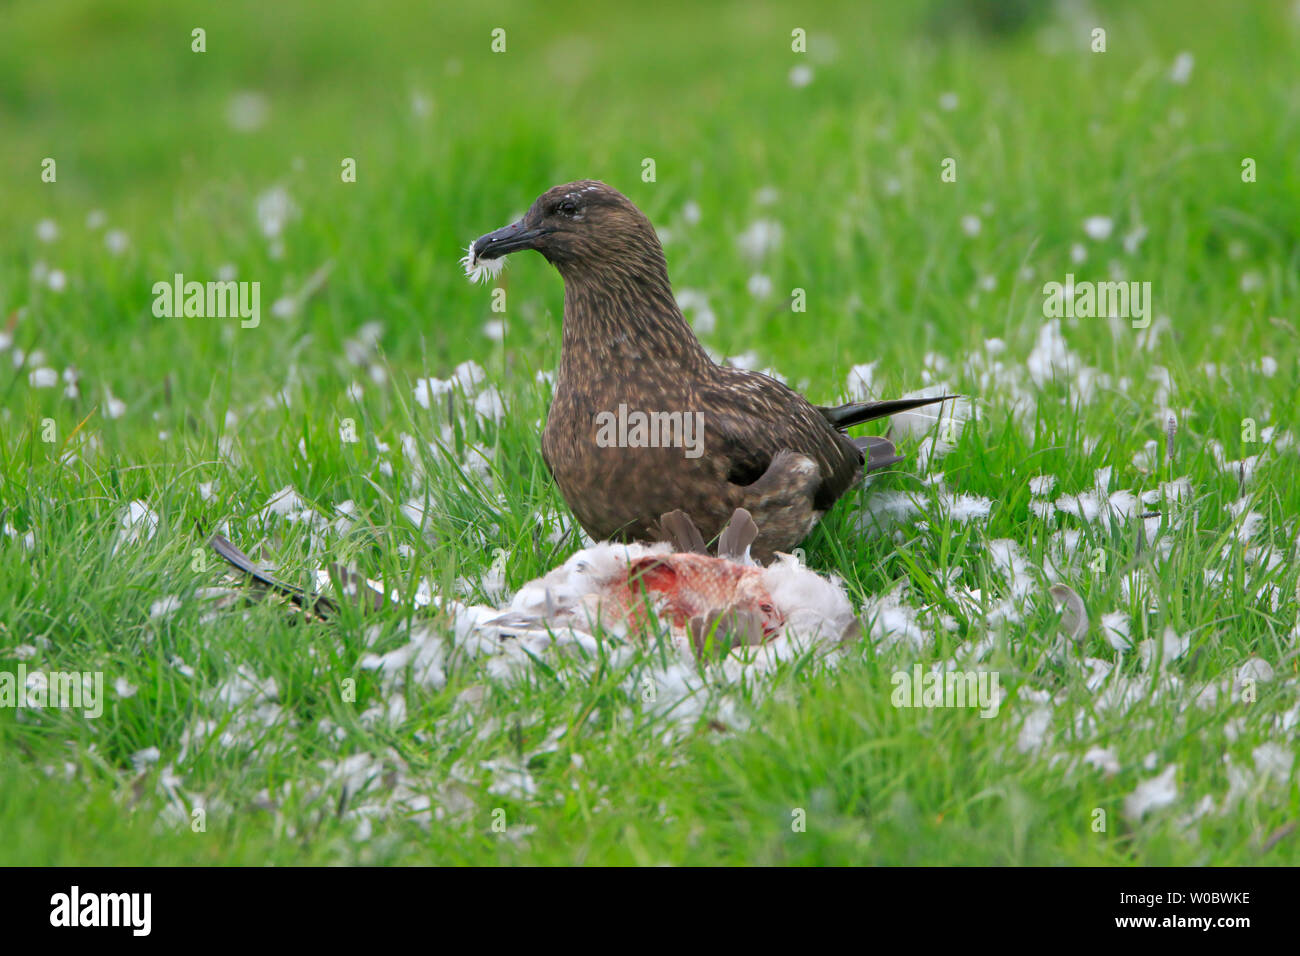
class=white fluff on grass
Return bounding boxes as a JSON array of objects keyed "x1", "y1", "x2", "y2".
[
  {"x1": 149, "y1": 595, "x2": 182, "y2": 620},
  {"x1": 863, "y1": 590, "x2": 929, "y2": 651},
  {"x1": 460, "y1": 241, "x2": 507, "y2": 284},
  {"x1": 1083, "y1": 747, "x2": 1120, "y2": 776},
  {"x1": 362, "y1": 627, "x2": 447, "y2": 691},
  {"x1": 1169, "y1": 51, "x2": 1194, "y2": 85},
  {"x1": 735, "y1": 219, "x2": 783, "y2": 261},
  {"x1": 938, "y1": 491, "x2": 993, "y2": 523},
  {"x1": 760, "y1": 553, "x2": 855, "y2": 639},
  {"x1": 1028, "y1": 474, "x2": 1056, "y2": 497},
  {"x1": 413, "y1": 378, "x2": 452, "y2": 409},
  {"x1": 845, "y1": 361, "x2": 878, "y2": 400},
  {"x1": 888, "y1": 389, "x2": 972, "y2": 448},
  {"x1": 1137, "y1": 628, "x2": 1190, "y2": 671},
  {"x1": 28, "y1": 367, "x2": 58, "y2": 388},
  {"x1": 114, "y1": 500, "x2": 159, "y2": 551},
  {"x1": 987, "y1": 539, "x2": 1034, "y2": 598},
  {"x1": 453, "y1": 359, "x2": 487, "y2": 393},
  {"x1": 1082, "y1": 215, "x2": 1113, "y2": 241},
  {"x1": 1016, "y1": 701, "x2": 1054, "y2": 754},
  {"x1": 1054, "y1": 487, "x2": 1141, "y2": 524},
  {"x1": 104, "y1": 388, "x2": 127, "y2": 419},
  {"x1": 1252, "y1": 743, "x2": 1293, "y2": 785},
  {"x1": 260, "y1": 485, "x2": 306, "y2": 518},
  {"x1": 1026, "y1": 319, "x2": 1079, "y2": 386},
  {"x1": 473, "y1": 386, "x2": 505, "y2": 423},
  {"x1": 1124, "y1": 764, "x2": 1179, "y2": 821},
  {"x1": 856, "y1": 489, "x2": 921, "y2": 534},
  {"x1": 1100, "y1": 611, "x2": 1131, "y2": 651}
]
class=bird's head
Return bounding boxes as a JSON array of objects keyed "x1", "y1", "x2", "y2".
[{"x1": 463, "y1": 180, "x2": 663, "y2": 283}]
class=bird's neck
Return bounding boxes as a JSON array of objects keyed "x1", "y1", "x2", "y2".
[{"x1": 557, "y1": 260, "x2": 712, "y2": 381}]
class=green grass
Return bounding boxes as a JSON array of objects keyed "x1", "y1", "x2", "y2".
[{"x1": 1, "y1": 0, "x2": 1298, "y2": 865}]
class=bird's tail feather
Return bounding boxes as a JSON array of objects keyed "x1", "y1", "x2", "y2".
[
  {"x1": 855, "y1": 435, "x2": 905, "y2": 472},
  {"x1": 820, "y1": 394, "x2": 958, "y2": 430}
]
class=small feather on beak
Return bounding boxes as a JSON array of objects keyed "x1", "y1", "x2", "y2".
[{"x1": 460, "y1": 240, "x2": 508, "y2": 284}]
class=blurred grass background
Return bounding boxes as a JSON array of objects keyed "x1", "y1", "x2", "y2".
[{"x1": 4, "y1": 0, "x2": 1296, "y2": 402}]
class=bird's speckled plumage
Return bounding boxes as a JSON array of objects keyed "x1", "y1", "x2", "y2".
[{"x1": 468, "y1": 180, "x2": 951, "y2": 561}]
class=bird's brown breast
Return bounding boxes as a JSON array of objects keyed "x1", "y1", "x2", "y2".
[
  {"x1": 541, "y1": 358, "x2": 863, "y2": 557},
  {"x1": 542, "y1": 371, "x2": 742, "y2": 543}
]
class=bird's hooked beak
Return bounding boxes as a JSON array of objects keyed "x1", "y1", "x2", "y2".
[{"x1": 471, "y1": 219, "x2": 548, "y2": 261}]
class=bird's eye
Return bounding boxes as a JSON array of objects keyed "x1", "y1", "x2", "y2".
[{"x1": 557, "y1": 199, "x2": 578, "y2": 216}]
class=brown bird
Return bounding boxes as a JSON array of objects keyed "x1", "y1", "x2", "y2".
[{"x1": 464, "y1": 181, "x2": 951, "y2": 562}]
